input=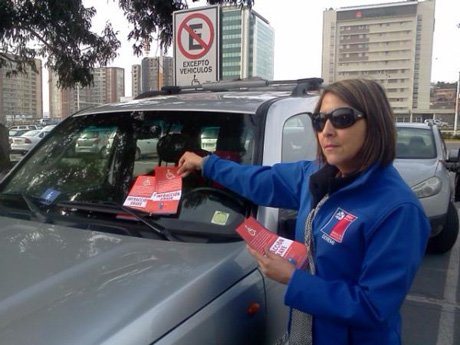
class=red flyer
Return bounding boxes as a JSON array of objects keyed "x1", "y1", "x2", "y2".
[
  {"x1": 123, "y1": 167, "x2": 182, "y2": 214},
  {"x1": 155, "y1": 166, "x2": 182, "y2": 192},
  {"x1": 236, "y1": 216, "x2": 308, "y2": 269}
]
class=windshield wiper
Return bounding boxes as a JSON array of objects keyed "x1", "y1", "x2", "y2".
[
  {"x1": 0, "y1": 193, "x2": 53, "y2": 223},
  {"x1": 56, "y1": 200, "x2": 179, "y2": 241}
]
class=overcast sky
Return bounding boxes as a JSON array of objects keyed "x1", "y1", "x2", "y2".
[{"x1": 44, "y1": 0, "x2": 460, "y2": 112}]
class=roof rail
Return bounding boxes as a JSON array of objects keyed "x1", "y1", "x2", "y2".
[{"x1": 134, "y1": 77, "x2": 323, "y2": 99}]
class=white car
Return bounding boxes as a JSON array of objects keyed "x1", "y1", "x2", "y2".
[
  {"x1": 105, "y1": 130, "x2": 160, "y2": 160},
  {"x1": 394, "y1": 122, "x2": 458, "y2": 253},
  {"x1": 9, "y1": 124, "x2": 38, "y2": 131},
  {"x1": 9, "y1": 129, "x2": 51, "y2": 162},
  {"x1": 424, "y1": 118, "x2": 448, "y2": 128}
]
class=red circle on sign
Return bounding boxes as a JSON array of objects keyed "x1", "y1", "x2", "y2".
[{"x1": 178, "y1": 12, "x2": 214, "y2": 60}]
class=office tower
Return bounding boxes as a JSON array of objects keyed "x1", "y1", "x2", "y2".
[
  {"x1": 49, "y1": 67, "x2": 125, "y2": 119},
  {"x1": 322, "y1": 0, "x2": 435, "y2": 114},
  {"x1": 221, "y1": 6, "x2": 274, "y2": 80},
  {"x1": 132, "y1": 64, "x2": 141, "y2": 98},
  {"x1": 140, "y1": 56, "x2": 174, "y2": 93},
  {"x1": 0, "y1": 56, "x2": 43, "y2": 124}
]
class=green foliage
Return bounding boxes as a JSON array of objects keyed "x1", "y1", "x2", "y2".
[
  {"x1": 0, "y1": 0, "x2": 120, "y2": 88},
  {"x1": 117, "y1": 0, "x2": 253, "y2": 56},
  {"x1": 434, "y1": 81, "x2": 457, "y2": 89},
  {"x1": 441, "y1": 131, "x2": 460, "y2": 141},
  {"x1": 0, "y1": 0, "x2": 253, "y2": 88}
]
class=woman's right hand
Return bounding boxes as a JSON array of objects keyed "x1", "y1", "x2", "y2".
[{"x1": 177, "y1": 151, "x2": 204, "y2": 177}]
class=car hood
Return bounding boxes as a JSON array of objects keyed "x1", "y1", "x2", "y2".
[
  {"x1": 0, "y1": 217, "x2": 253, "y2": 345},
  {"x1": 393, "y1": 158, "x2": 439, "y2": 187}
]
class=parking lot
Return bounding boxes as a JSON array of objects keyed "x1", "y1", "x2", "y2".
[
  {"x1": 402, "y1": 203, "x2": 460, "y2": 345},
  {"x1": 402, "y1": 141, "x2": 460, "y2": 345}
]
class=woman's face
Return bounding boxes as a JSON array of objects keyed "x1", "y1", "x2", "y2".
[{"x1": 317, "y1": 92, "x2": 367, "y2": 176}]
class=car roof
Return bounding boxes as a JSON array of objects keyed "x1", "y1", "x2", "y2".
[
  {"x1": 75, "y1": 78, "x2": 323, "y2": 116},
  {"x1": 395, "y1": 122, "x2": 432, "y2": 129}
]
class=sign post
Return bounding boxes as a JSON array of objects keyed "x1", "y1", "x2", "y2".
[{"x1": 173, "y1": 6, "x2": 219, "y2": 87}]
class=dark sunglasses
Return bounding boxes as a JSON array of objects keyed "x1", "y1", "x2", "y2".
[{"x1": 307, "y1": 107, "x2": 365, "y2": 132}]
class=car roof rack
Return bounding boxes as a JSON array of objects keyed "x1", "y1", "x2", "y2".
[{"x1": 134, "y1": 77, "x2": 323, "y2": 99}]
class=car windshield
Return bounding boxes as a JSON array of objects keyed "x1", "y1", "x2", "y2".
[
  {"x1": 9, "y1": 129, "x2": 27, "y2": 136},
  {"x1": 396, "y1": 127, "x2": 436, "y2": 159},
  {"x1": 0, "y1": 110, "x2": 257, "y2": 242},
  {"x1": 22, "y1": 130, "x2": 41, "y2": 137}
]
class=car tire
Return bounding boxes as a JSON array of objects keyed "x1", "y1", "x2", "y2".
[{"x1": 426, "y1": 201, "x2": 459, "y2": 254}]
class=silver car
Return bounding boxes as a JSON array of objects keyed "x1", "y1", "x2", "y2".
[
  {"x1": 0, "y1": 78, "x2": 322, "y2": 345},
  {"x1": 394, "y1": 122, "x2": 459, "y2": 254}
]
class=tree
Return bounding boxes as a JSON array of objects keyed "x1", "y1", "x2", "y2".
[
  {"x1": 0, "y1": 0, "x2": 120, "y2": 88},
  {"x1": 118, "y1": 0, "x2": 253, "y2": 56},
  {"x1": 0, "y1": 0, "x2": 252, "y2": 88}
]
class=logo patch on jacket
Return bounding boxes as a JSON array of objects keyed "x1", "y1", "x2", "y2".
[{"x1": 320, "y1": 208, "x2": 357, "y2": 243}]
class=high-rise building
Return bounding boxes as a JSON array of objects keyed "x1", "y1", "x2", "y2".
[
  {"x1": 49, "y1": 67, "x2": 125, "y2": 119},
  {"x1": 140, "y1": 56, "x2": 174, "y2": 93},
  {"x1": 322, "y1": 0, "x2": 435, "y2": 114},
  {"x1": 220, "y1": 6, "x2": 274, "y2": 81},
  {"x1": 132, "y1": 64, "x2": 141, "y2": 99},
  {"x1": 0, "y1": 56, "x2": 43, "y2": 124}
]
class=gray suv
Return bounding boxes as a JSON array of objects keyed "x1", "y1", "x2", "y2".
[
  {"x1": 0, "y1": 78, "x2": 321, "y2": 345},
  {"x1": 394, "y1": 122, "x2": 459, "y2": 254}
]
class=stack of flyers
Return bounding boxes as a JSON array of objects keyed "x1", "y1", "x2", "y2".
[
  {"x1": 236, "y1": 216, "x2": 308, "y2": 269},
  {"x1": 123, "y1": 166, "x2": 182, "y2": 214}
]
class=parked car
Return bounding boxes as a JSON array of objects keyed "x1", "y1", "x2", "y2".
[
  {"x1": 394, "y1": 122, "x2": 459, "y2": 254},
  {"x1": 200, "y1": 126, "x2": 219, "y2": 152},
  {"x1": 105, "y1": 128, "x2": 161, "y2": 160},
  {"x1": 9, "y1": 124, "x2": 39, "y2": 131},
  {"x1": 0, "y1": 77, "x2": 322, "y2": 345},
  {"x1": 40, "y1": 124, "x2": 57, "y2": 132},
  {"x1": 423, "y1": 118, "x2": 449, "y2": 128},
  {"x1": 9, "y1": 129, "x2": 52, "y2": 162},
  {"x1": 74, "y1": 127, "x2": 114, "y2": 155},
  {"x1": 8, "y1": 128, "x2": 29, "y2": 140}
]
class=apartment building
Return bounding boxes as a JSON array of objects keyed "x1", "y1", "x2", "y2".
[
  {"x1": 139, "y1": 56, "x2": 174, "y2": 94},
  {"x1": 0, "y1": 57, "x2": 43, "y2": 124},
  {"x1": 132, "y1": 64, "x2": 142, "y2": 99},
  {"x1": 49, "y1": 67, "x2": 125, "y2": 119},
  {"x1": 322, "y1": 0, "x2": 435, "y2": 114}
]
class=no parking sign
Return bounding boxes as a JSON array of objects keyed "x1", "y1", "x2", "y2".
[{"x1": 173, "y1": 6, "x2": 219, "y2": 87}]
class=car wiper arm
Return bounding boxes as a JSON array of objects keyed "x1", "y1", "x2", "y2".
[
  {"x1": 0, "y1": 192, "x2": 53, "y2": 223},
  {"x1": 56, "y1": 200, "x2": 179, "y2": 241}
]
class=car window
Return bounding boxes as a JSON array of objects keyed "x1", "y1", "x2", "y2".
[
  {"x1": 278, "y1": 114, "x2": 317, "y2": 239},
  {"x1": 396, "y1": 127, "x2": 436, "y2": 159},
  {"x1": 281, "y1": 113, "x2": 317, "y2": 163}
]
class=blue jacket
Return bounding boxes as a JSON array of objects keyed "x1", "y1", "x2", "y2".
[{"x1": 203, "y1": 155, "x2": 430, "y2": 345}]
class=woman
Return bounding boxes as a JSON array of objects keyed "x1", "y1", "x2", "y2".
[{"x1": 177, "y1": 79, "x2": 430, "y2": 345}]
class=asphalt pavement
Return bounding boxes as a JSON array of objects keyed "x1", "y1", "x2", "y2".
[
  {"x1": 402, "y1": 220, "x2": 460, "y2": 345},
  {"x1": 402, "y1": 140, "x2": 460, "y2": 345}
]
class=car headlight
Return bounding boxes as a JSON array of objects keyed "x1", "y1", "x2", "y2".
[{"x1": 411, "y1": 176, "x2": 442, "y2": 198}]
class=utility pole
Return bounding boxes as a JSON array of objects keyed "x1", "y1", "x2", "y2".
[{"x1": 455, "y1": 71, "x2": 460, "y2": 136}]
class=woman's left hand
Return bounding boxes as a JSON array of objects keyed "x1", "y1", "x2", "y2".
[{"x1": 247, "y1": 245, "x2": 296, "y2": 285}]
